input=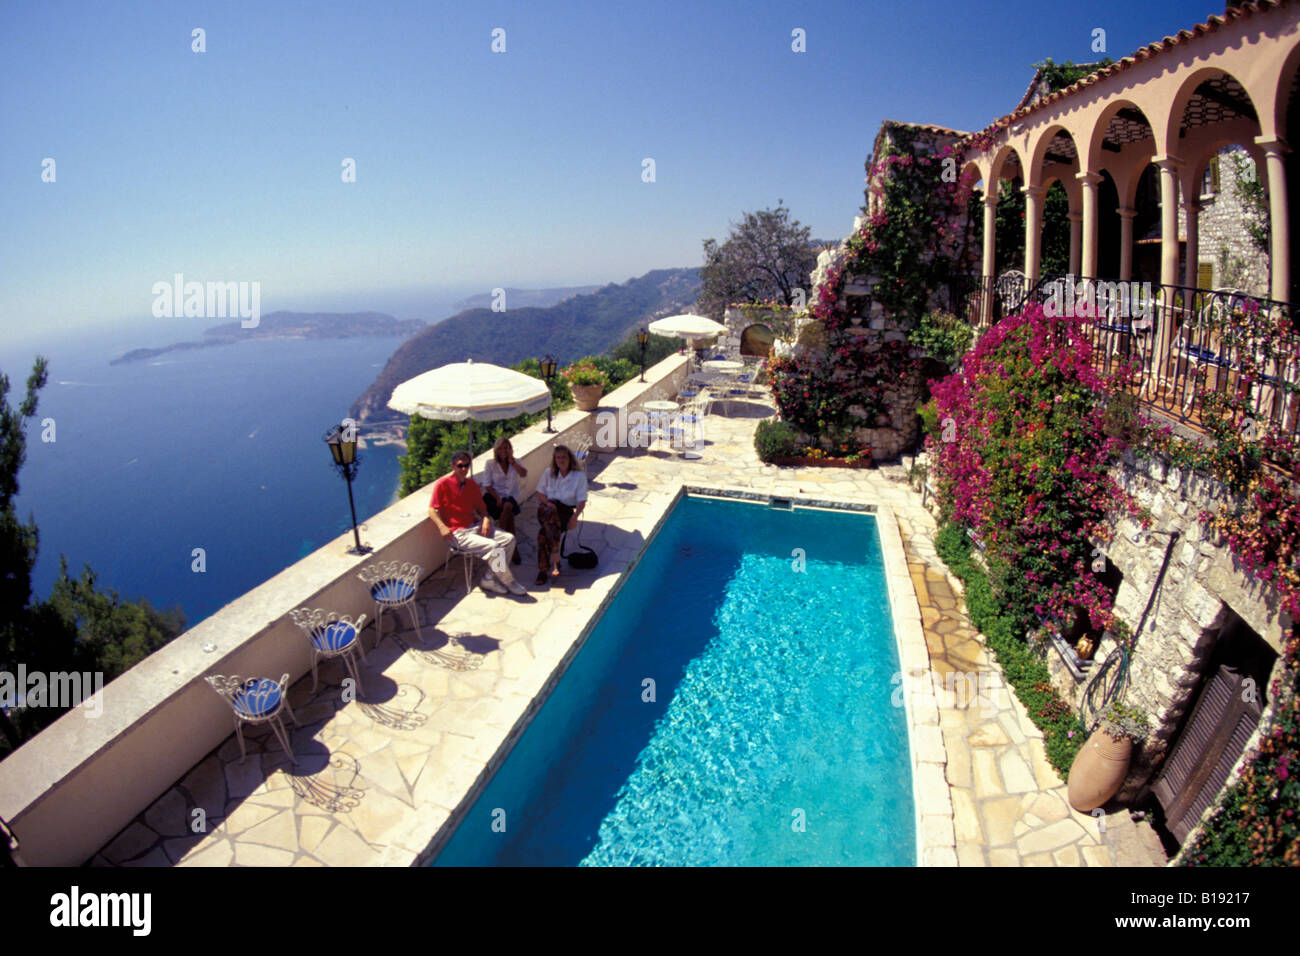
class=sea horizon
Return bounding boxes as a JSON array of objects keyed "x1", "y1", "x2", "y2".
[{"x1": 2, "y1": 321, "x2": 416, "y2": 629}]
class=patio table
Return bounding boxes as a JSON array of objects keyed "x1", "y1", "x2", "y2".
[
  {"x1": 642, "y1": 400, "x2": 679, "y2": 451},
  {"x1": 703, "y1": 361, "x2": 743, "y2": 414}
]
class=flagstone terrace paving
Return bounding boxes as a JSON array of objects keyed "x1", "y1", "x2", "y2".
[{"x1": 92, "y1": 387, "x2": 1166, "y2": 867}]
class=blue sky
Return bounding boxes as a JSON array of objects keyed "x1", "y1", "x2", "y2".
[{"x1": 1, "y1": 0, "x2": 1215, "y2": 346}]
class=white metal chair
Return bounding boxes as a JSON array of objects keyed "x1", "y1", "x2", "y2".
[
  {"x1": 570, "y1": 432, "x2": 593, "y2": 467},
  {"x1": 289, "y1": 608, "x2": 369, "y2": 694},
  {"x1": 670, "y1": 390, "x2": 710, "y2": 459},
  {"x1": 357, "y1": 560, "x2": 423, "y2": 646},
  {"x1": 205, "y1": 672, "x2": 297, "y2": 765},
  {"x1": 445, "y1": 538, "x2": 475, "y2": 593}
]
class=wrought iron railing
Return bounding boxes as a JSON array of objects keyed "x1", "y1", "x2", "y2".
[
  {"x1": 945, "y1": 273, "x2": 1029, "y2": 329},
  {"x1": 943, "y1": 274, "x2": 1299, "y2": 445},
  {"x1": 1020, "y1": 276, "x2": 1299, "y2": 441}
]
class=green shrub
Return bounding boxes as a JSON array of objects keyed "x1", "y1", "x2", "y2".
[
  {"x1": 918, "y1": 399, "x2": 940, "y2": 441},
  {"x1": 934, "y1": 520, "x2": 1085, "y2": 777},
  {"x1": 754, "y1": 419, "x2": 799, "y2": 462},
  {"x1": 908, "y1": 310, "x2": 974, "y2": 369}
]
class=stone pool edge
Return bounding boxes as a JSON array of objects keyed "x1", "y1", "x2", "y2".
[{"x1": 407, "y1": 483, "x2": 953, "y2": 867}]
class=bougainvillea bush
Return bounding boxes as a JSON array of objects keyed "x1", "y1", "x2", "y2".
[
  {"x1": 766, "y1": 126, "x2": 977, "y2": 449},
  {"x1": 1137, "y1": 300, "x2": 1300, "y2": 621},
  {"x1": 767, "y1": 336, "x2": 912, "y2": 443},
  {"x1": 926, "y1": 302, "x2": 1145, "y2": 635},
  {"x1": 819, "y1": 128, "x2": 978, "y2": 326}
]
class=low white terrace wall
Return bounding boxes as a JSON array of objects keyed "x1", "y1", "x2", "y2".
[{"x1": 0, "y1": 355, "x2": 689, "y2": 866}]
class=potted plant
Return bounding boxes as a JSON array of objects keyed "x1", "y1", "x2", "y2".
[
  {"x1": 1067, "y1": 700, "x2": 1149, "y2": 812},
  {"x1": 562, "y1": 359, "x2": 610, "y2": 411}
]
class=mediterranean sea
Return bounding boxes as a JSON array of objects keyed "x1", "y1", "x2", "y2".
[{"x1": 2, "y1": 320, "x2": 409, "y2": 628}]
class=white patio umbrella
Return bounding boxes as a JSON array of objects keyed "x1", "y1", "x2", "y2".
[
  {"x1": 387, "y1": 359, "x2": 552, "y2": 454},
  {"x1": 649, "y1": 313, "x2": 729, "y2": 365},
  {"x1": 648, "y1": 313, "x2": 728, "y2": 343}
]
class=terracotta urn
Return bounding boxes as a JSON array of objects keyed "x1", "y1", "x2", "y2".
[
  {"x1": 1067, "y1": 729, "x2": 1133, "y2": 812},
  {"x1": 570, "y1": 383, "x2": 604, "y2": 411}
]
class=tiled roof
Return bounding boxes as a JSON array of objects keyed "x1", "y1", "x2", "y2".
[
  {"x1": 963, "y1": 0, "x2": 1291, "y2": 148},
  {"x1": 1013, "y1": 63, "x2": 1111, "y2": 112},
  {"x1": 879, "y1": 119, "x2": 971, "y2": 138},
  {"x1": 871, "y1": 120, "x2": 971, "y2": 163}
]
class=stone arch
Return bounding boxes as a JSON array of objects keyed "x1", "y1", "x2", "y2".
[
  {"x1": 1086, "y1": 99, "x2": 1156, "y2": 177},
  {"x1": 1029, "y1": 125, "x2": 1082, "y2": 183},
  {"x1": 1271, "y1": 40, "x2": 1300, "y2": 144},
  {"x1": 988, "y1": 143, "x2": 1026, "y2": 188},
  {"x1": 1161, "y1": 67, "x2": 1263, "y2": 163},
  {"x1": 739, "y1": 323, "x2": 774, "y2": 357}
]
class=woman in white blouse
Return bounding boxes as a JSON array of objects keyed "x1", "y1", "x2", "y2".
[
  {"x1": 534, "y1": 444, "x2": 587, "y2": 586},
  {"x1": 482, "y1": 438, "x2": 527, "y2": 564}
]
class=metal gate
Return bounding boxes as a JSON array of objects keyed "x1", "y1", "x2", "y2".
[{"x1": 1152, "y1": 664, "x2": 1262, "y2": 843}]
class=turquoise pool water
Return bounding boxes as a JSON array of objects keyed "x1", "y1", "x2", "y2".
[{"x1": 433, "y1": 495, "x2": 915, "y2": 866}]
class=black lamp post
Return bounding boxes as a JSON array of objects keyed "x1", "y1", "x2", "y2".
[
  {"x1": 324, "y1": 418, "x2": 372, "y2": 555},
  {"x1": 541, "y1": 354, "x2": 557, "y2": 432},
  {"x1": 637, "y1": 327, "x2": 649, "y2": 381}
]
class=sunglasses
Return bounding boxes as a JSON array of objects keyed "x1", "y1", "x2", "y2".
[{"x1": 453, "y1": 461, "x2": 470, "y2": 469}]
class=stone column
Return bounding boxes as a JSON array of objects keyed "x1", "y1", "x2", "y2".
[
  {"x1": 982, "y1": 193, "x2": 998, "y2": 325},
  {"x1": 1117, "y1": 206, "x2": 1137, "y2": 282},
  {"x1": 1155, "y1": 157, "x2": 1183, "y2": 290},
  {"x1": 1068, "y1": 210, "x2": 1082, "y2": 276},
  {"x1": 1077, "y1": 171, "x2": 1102, "y2": 279},
  {"x1": 1183, "y1": 200, "x2": 1202, "y2": 291},
  {"x1": 1023, "y1": 184, "x2": 1046, "y2": 283},
  {"x1": 1256, "y1": 136, "x2": 1291, "y2": 303},
  {"x1": 1153, "y1": 157, "x2": 1184, "y2": 386}
]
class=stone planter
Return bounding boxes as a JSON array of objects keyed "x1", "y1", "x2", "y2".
[
  {"x1": 1067, "y1": 729, "x2": 1133, "y2": 812},
  {"x1": 570, "y1": 383, "x2": 604, "y2": 411},
  {"x1": 771, "y1": 454, "x2": 873, "y2": 469}
]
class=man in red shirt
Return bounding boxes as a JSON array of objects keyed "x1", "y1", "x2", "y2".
[{"x1": 429, "y1": 450, "x2": 526, "y2": 595}]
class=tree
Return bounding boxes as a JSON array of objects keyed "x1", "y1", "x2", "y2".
[
  {"x1": 609, "y1": 332, "x2": 679, "y2": 370},
  {"x1": 0, "y1": 359, "x2": 48, "y2": 750},
  {"x1": 0, "y1": 359, "x2": 185, "y2": 758},
  {"x1": 696, "y1": 202, "x2": 817, "y2": 320},
  {"x1": 395, "y1": 338, "x2": 655, "y2": 497}
]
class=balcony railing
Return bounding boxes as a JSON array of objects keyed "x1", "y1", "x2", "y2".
[{"x1": 950, "y1": 274, "x2": 1300, "y2": 446}]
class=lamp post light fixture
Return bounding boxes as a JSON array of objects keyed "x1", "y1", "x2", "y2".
[
  {"x1": 324, "y1": 418, "x2": 372, "y2": 555},
  {"x1": 541, "y1": 354, "x2": 557, "y2": 433},
  {"x1": 637, "y1": 327, "x2": 649, "y2": 381}
]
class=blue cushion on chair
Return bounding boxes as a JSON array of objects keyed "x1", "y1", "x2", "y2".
[
  {"x1": 311, "y1": 621, "x2": 358, "y2": 652},
  {"x1": 232, "y1": 679, "x2": 282, "y2": 718},
  {"x1": 1183, "y1": 344, "x2": 1232, "y2": 368},
  {"x1": 370, "y1": 579, "x2": 415, "y2": 603}
]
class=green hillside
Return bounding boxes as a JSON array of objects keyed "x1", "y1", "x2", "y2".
[{"x1": 351, "y1": 267, "x2": 700, "y2": 422}]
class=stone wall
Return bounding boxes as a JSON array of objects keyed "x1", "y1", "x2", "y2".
[
  {"x1": 722, "y1": 304, "x2": 796, "y2": 355},
  {"x1": 1169, "y1": 145, "x2": 1270, "y2": 295},
  {"x1": 773, "y1": 218, "x2": 925, "y2": 463},
  {"x1": 1043, "y1": 452, "x2": 1287, "y2": 801},
  {"x1": 916, "y1": 442, "x2": 1289, "y2": 813},
  {"x1": 1191, "y1": 146, "x2": 1270, "y2": 297}
]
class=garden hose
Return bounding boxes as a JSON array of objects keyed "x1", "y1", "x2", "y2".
[{"x1": 1080, "y1": 529, "x2": 1181, "y2": 732}]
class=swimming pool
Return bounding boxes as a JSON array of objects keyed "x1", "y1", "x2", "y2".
[{"x1": 432, "y1": 494, "x2": 915, "y2": 866}]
